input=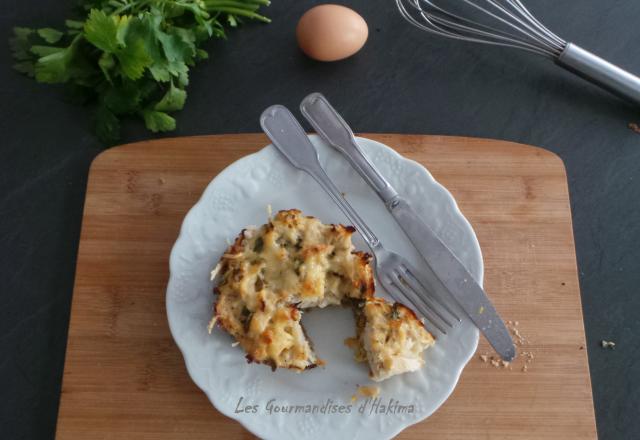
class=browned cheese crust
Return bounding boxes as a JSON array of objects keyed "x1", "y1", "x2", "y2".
[{"x1": 213, "y1": 209, "x2": 374, "y2": 371}]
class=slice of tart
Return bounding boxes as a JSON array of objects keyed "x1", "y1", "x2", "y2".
[{"x1": 353, "y1": 298, "x2": 435, "y2": 381}]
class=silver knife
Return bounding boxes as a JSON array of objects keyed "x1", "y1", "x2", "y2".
[{"x1": 300, "y1": 92, "x2": 515, "y2": 361}]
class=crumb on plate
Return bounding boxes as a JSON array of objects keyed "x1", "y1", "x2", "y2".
[
  {"x1": 207, "y1": 316, "x2": 218, "y2": 334},
  {"x1": 357, "y1": 385, "x2": 380, "y2": 398}
]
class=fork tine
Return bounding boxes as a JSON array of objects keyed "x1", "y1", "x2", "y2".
[
  {"x1": 390, "y1": 277, "x2": 449, "y2": 334},
  {"x1": 393, "y1": 272, "x2": 454, "y2": 329},
  {"x1": 400, "y1": 264, "x2": 462, "y2": 322},
  {"x1": 378, "y1": 273, "x2": 445, "y2": 333}
]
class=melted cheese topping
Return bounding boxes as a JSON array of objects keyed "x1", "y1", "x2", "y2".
[{"x1": 214, "y1": 209, "x2": 374, "y2": 371}]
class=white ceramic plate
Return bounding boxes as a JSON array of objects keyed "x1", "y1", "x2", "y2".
[{"x1": 166, "y1": 135, "x2": 481, "y2": 440}]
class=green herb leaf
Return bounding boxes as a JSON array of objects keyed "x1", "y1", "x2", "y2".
[
  {"x1": 155, "y1": 83, "x2": 187, "y2": 112},
  {"x1": 142, "y1": 109, "x2": 176, "y2": 132},
  {"x1": 103, "y1": 81, "x2": 142, "y2": 113},
  {"x1": 34, "y1": 45, "x2": 75, "y2": 83},
  {"x1": 95, "y1": 105, "x2": 121, "y2": 144},
  {"x1": 13, "y1": 27, "x2": 33, "y2": 40},
  {"x1": 98, "y1": 52, "x2": 115, "y2": 81},
  {"x1": 65, "y1": 20, "x2": 85, "y2": 30},
  {"x1": 37, "y1": 28, "x2": 64, "y2": 44},
  {"x1": 10, "y1": 27, "x2": 35, "y2": 61},
  {"x1": 84, "y1": 9, "x2": 120, "y2": 53},
  {"x1": 13, "y1": 61, "x2": 35, "y2": 76},
  {"x1": 10, "y1": 0, "x2": 270, "y2": 143},
  {"x1": 116, "y1": 38, "x2": 152, "y2": 79},
  {"x1": 30, "y1": 45, "x2": 65, "y2": 57}
]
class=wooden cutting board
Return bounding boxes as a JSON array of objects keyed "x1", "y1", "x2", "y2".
[{"x1": 55, "y1": 134, "x2": 596, "y2": 439}]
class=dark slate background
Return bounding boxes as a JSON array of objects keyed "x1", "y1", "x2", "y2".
[{"x1": 1, "y1": 0, "x2": 639, "y2": 439}]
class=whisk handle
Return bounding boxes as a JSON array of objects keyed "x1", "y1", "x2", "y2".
[{"x1": 557, "y1": 43, "x2": 640, "y2": 106}]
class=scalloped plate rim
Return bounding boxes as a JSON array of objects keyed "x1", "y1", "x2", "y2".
[{"x1": 166, "y1": 135, "x2": 481, "y2": 439}]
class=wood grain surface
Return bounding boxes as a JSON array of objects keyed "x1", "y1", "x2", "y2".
[{"x1": 55, "y1": 134, "x2": 596, "y2": 439}]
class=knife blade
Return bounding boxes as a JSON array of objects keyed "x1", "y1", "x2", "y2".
[
  {"x1": 300, "y1": 92, "x2": 515, "y2": 361},
  {"x1": 389, "y1": 197, "x2": 516, "y2": 360}
]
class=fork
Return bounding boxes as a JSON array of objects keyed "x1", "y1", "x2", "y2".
[{"x1": 260, "y1": 105, "x2": 460, "y2": 334}]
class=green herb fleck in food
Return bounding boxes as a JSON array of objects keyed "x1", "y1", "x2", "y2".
[
  {"x1": 10, "y1": 0, "x2": 270, "y2": 144},
  {"x1": 253, "y1": 237, "x2": 264, "y2": 253},
  {"x1": 241, "y1": 307, "x2": 252, "y2": 331},
  {"x1": 390, "y1": 304, "x2": 401, "y2": 320}
]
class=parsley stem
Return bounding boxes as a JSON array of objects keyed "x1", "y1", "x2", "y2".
[
  {"x1": 206, "y1": 6, "x2": 271, "y2": 22},
  {"x1": 205, "y1": 0, "x2": 270, "y2": 5},
  {"x1": 111, "y1": 0, "x2": 152, "y2": 16},
  {"x1": 204, "y1": 0, "x2": 270, "y2": 11}
]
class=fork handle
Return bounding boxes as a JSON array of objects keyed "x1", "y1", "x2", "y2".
[
  {"x1": 310, "y1": 166, "x2": 381, "y2": 249},
  {"x1": 300, "y1": 93, "x2": 399, "y2": 206},
  {"x1": 260, "y1": 105, "x2": 381, "y2": 249}
]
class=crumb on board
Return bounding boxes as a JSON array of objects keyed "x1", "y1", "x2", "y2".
[
  {"x1": 478, "y1": 306, "x2": 485, "y2": 314},
  {"x1": 351, "y1": 395, "x2": 358, "y2": 403},
  {"x1": 521, "y1": 351, "x2": 534, "y2": 363},
  {"x1": 158, "y1": 178, "x2": 166, "y2": 185},
  {"x1": 231, "y1": 341, "x2": 240, "y2": 347},
  {"x1": 507, "y1": 321, "x2": 527, "y2": 346},
  {"x1": 266, "y1": 204, "x2": 273, "y2": 219},
  {"x1": 480, "y1": 352, "x2": 524, "y2": 371},
  {"x1": 601, "y1": 340, "x2": 616, "y2": 349},
  {"x1": 628, "y1": 122, "x2": 640, "y2": 134},
  {"x1": 478, "y1": 322, "x2": 534, "y2": 372}
]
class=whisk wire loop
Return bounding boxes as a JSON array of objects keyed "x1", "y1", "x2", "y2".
[
  {"x1": 396, "y1": 0, "x2": 640, "y2": 106},
  {"x1": 397, "y1": 0, "x2": 566, "y2": 58}
]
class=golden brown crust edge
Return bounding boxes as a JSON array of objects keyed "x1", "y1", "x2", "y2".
[{"x1": 211, "y1": 209, "x2": 375, "y2": 372}]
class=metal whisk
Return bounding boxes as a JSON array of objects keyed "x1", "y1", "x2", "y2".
[{"x1": 397, "y1": 0, "x2": 640, "y2": 106}]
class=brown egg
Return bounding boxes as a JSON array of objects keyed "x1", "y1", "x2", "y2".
[{"x1": 296, "y1": 4, "x2": 369, "y2": 62}]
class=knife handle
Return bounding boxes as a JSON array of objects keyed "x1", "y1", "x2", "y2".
[
  {"x1": 260, "y1": 105, "x2": 381, "y2": 249},
  {"x1": 300, "y1": 93, "x2": 399, "y2": 206}
]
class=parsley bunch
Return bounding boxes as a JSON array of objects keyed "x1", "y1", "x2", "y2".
[{"x1": 10, "y1": 0, "x2": 270, "y2": 143}]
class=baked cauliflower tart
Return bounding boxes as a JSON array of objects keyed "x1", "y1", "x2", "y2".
[
  {"x1": 210, "y1": 209, "x2": 434, "y2": 380},
  {"x1": 212, "y1": 209, "x2": 374, "y2": 371}
]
